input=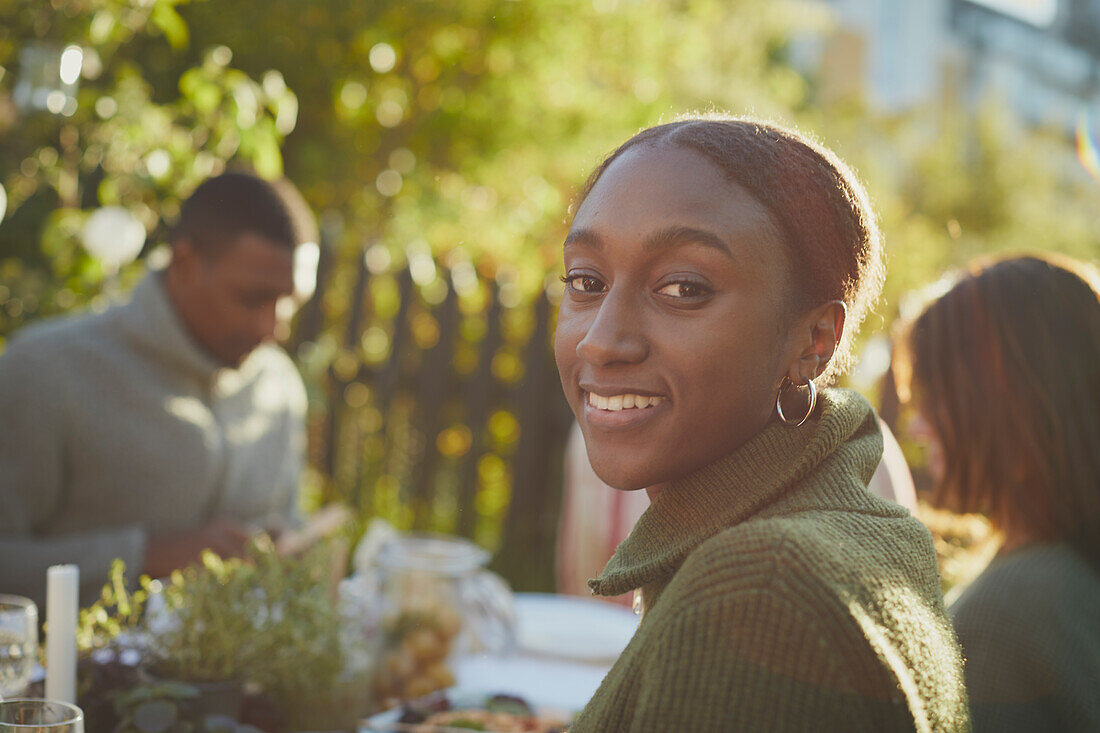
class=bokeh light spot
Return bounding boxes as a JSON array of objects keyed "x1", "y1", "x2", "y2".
[
  {"x1": 94, "y1": 96, "x2": 117, "y2": 119},
  {"x1": 410, "y1": 311, "x2": 440, "y2": 349},
  {"x1": 407, "y1": 240, "x2": 436, "y2": 285},
  {"x1": 376, "y1": 99, "x2": 404, "y2": 127},
  {"x1": 376, "y1": 169, "x2": 403, "y2": 197},
  {"x1": 369, "y1": 42, "x2": 397, "y2": 73},
  {"x1": 340, "y1": 81, "x2": 368, "y2": 110},
  {"x1": 361, "y1": 326, "x2": 391, "y2": 363},
  {"x1": 488, "y1": 410, "x2": 520, "y2": 446},
  {"x1": 344, "y1": 381, "x2": 371, "y2": 408},
  {"x1": 144, "y1": 149, "x2": 171, "y2": 179},
  {"x1": 59, "y1": 45, "x2": 83, "y2": 85},
  {"x1": 389, "y1": 147, "x2": 416, "y2": 174},
  {"x1": 332, "y1": 350, "x2": 360, "y2": 381},
  {"x1": 364, "y1": 243, "x2": 392, "y2": 274},
  {"x1": 437, "y1": 425, "x2": 473, "y2": 458},
  {"x1": 45, "y1": 91, "x2": 66, "y2": 114}
]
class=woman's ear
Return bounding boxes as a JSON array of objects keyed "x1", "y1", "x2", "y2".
[{"x1": 784, "y1": 300, "x2": 847, "y2": 383}]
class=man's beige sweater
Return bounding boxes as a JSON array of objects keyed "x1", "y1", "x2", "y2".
[
  {"x1": 572, "y1": 389, "x2": 971, "y2": 732},
  {"x1": 0, "y1": 273, "x2": 306, "y2": 605}
]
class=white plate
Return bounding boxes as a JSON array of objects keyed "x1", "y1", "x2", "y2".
[
  {"x1": 451, "y1": 654, "x2": 609, "y2": 710},
  {"x1": 513, "y1": 593, "x2": 638, "y2": 665}
]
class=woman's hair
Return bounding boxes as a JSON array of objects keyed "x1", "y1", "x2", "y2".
[
  {"x1": 901, "y1": 254, "x2": 1100, "y2": 569},
  {"x1": 575, "y1": 115, "x2": 885, "y2": 383}
]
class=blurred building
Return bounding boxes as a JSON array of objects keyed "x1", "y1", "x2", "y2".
[{"x1": 806, "y1": 0, "x2": 1100, "y2": 134}]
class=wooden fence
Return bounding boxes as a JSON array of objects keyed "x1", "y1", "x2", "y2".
[{"x1": 291, "y1": 237, "x2": 575, "y2": 591}]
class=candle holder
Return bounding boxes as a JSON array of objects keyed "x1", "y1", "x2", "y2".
[{"x1": 0, "y1": 699, "x2": 83, "y2": 733}]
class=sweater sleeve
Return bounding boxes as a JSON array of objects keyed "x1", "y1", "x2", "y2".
[
  {"x1": 0, "y1": 341, "x2": 146, "y2": 606},
  {"x1": 630, "y1": 589, "x2": 877, "y2": 733}
]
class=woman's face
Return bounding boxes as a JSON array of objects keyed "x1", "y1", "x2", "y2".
[{"x1": 554, "y1": 145, "x2": 798, "y2": 490}]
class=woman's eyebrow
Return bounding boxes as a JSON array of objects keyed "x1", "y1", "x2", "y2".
[
  {"x1": 564, "y1": 225, "x2": 734, "y2": 259},
  {"x1": 643, "y1": 225, "x2": 733, "y2": 259},
  {"x1": 563, "y1": 227, "x2": 603, "y2": 250}
]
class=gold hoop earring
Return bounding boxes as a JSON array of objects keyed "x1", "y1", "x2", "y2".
[{"x1": 776, "y1": 377, "x2": 817, "y2": 427}]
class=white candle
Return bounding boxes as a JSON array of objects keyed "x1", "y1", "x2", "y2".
[{"x1": 46, "y1": 564, "x2": 79, "y2": 703}]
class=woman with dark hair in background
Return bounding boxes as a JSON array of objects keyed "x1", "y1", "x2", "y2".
[
  {"x1": 902, "y1": 254, "x2": 1100, "y2": 733},
  {"x1": 554, "y1": 115, "x2": 969, "y2": 732}
]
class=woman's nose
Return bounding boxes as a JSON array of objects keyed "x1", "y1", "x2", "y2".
[{"x1": 575, "y1": 289, "x2": 648, "y2": 366}]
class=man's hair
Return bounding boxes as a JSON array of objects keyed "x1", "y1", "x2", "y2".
[
  {"x1": 901, "y1": 254, "x2": 1100, "y2": 571},
  {"x1": 172, "y1": 171, "x2": 316, "y2": 254},
  {"x1": 575, "y1": 115, "x2": 885, "y2": 383}
]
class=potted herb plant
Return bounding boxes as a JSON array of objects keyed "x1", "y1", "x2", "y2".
[{"x1": 146, "y1": 537, "x2": 363, "y2": 731}]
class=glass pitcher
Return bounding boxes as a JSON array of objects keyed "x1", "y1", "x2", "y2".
[{"x1": 366, "y1": 533, "x2": 515, "y2": 706}]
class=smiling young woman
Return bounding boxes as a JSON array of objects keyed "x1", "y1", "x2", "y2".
[{"x1": 554, "y1": 117, "x2": 970, "y2": 732}]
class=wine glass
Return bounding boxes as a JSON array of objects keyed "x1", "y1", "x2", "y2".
[
  {"x1": 0, "y1": 596, "x2": 37, "y2": 699},
  {"x1": 0, "y1": 700, "x2": 83, "y2": 733}
]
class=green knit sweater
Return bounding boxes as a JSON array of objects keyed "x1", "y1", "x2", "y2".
[
  {"x1": 950, "y1": 543, "x2": 1100, "y2": 732},
  {"x1": 571, "y1": 389, "x2": 970, "y2": 732}
]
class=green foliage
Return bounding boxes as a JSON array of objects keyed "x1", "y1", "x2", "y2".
[
  {"x1": 153, "y1": 540, "x2": 339, "y2": 676},
  {"x1": 149, "y1": 539, "x2": 350, "y2": 729},
  {"x1": 0, "y1": 0, "x2": 296, "y2": 343},
  {"x1": 77, "y1": 558, "x2": 152, "y2": 654},
  {"x1": 121, "y1": 0, "x2": 812, "y2": 300}
]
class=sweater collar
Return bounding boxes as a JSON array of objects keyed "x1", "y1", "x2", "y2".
[
  {"x1": 588, "y1": 388, "x2": 883, "y2": 598},
  {"x1": 121, "y1": 271, "x2": 224, "y2": 380}
]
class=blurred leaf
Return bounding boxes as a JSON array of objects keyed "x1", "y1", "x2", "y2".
[{"x1": 151, "y1": 3, "x2": 190, "y2": 51}]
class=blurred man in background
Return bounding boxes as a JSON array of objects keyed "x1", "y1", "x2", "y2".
[{"x1": 0, "y1": 171, "x2": 314, "y2": 605}]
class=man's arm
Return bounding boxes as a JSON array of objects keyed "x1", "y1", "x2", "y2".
[
  {"x1": 0, "y1": 342, "x2": 148, "y2": 605},
  {"x1": 0, "y1": 529, "x2": 147, "y2": 607}
]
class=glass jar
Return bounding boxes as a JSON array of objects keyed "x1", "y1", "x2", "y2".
[{"x1": 368, "y1": 533, "x2": 515, "y2": 707}]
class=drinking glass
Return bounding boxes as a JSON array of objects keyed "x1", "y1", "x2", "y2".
[
  {"x1": 0, "y1": 596, "x2": 37, "y2": 699},
  {"x1": 0, "y1": 700, "x2": 83, "y2": 733}
]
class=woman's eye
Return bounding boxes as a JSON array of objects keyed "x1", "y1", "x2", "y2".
[
  {"x1": 561, "y1": 274, "x2": 607, "y2": 294},
  {"x1": 656, "y1": 281, "x2": 709, "y2": 298}
]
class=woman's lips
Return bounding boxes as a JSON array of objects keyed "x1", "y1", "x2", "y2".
[{"x1": 582, "y1": 390, "x2": 669, "y2": 430}]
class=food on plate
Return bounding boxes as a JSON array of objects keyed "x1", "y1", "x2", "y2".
[{"x1": 394, "y1": 693, "x2": 569, "y2": 732}]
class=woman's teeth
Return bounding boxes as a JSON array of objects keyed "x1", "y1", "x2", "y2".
[{"x1": 587, "y1": 392, "x2": 665, "y2": 411}]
